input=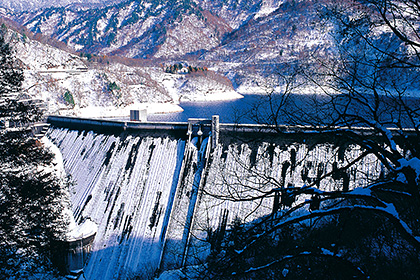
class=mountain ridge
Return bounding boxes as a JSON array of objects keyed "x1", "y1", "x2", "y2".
[
  {"x1": 0, "y1": 0, "x2": 122, "y2": 13},
  {"x1": 3, "y1": 0, "x2": 412, "y2": 103},
  {"x1": 6, "y1": 0, "x2": 290, "y2": 59},
  {"x1": 0, "y1": 0, "x2": 337, "y2": 95},
  {"x1": 12, "y1": 0, "x2": 232, "y2": 59}
]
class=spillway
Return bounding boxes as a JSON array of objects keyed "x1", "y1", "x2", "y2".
[{"x1": 47, "y1": 124, "x2": 381, "y2": 279}]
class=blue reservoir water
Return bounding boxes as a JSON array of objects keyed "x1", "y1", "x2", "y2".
[
  {"x1": 145, "y1": 93, "x2": 420, "y2": 127},
  {"x1": 147, "y1": 94, "x2": 260, "y2": 123},
  {"x1": 147, "y1": 93, "x2": 334, "y2": 125}
]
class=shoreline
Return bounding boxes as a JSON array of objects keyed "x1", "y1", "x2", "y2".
[{"x1": 58, "y1": 91, "x2": 244, "y2": 119}]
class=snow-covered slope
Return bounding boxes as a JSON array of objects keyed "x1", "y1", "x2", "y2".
[
  {"x1": 195, "y1": 0, "x2": 285, "y2": 29},
  {"x1": 0, "y1": 0, "x2": 121, "y2": 13},
  {"x1": 14, "y1": 37, "x2": 177, "y2": 117},
  {"x1": 4, "y1": 27, "x2": 241, "y2": 118},
  {"x1": 6, "y1": 0, "x2": 415, "y2": 95},
  {"x1": 14, "y1": 0, "x2": 231, "y2": 59},
  {"x1": 200, "y1": 0, "x2": 335, "y2": 93}
]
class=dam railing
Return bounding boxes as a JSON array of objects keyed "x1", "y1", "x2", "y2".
[{"x1": 47, "y1": 115, "x2": 418, "y2": 138}]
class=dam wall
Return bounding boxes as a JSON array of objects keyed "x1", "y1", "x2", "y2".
[
  {"x1": 47, "y1": 128, "x2": 188, "y2": 279},
  {"x1": 46, "y1": 116, "x2": 382, "y2": 279}
]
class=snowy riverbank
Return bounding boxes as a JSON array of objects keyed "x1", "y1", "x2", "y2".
[{"x1": 66, "y1": 102, "x2": 184, "y2": 119}]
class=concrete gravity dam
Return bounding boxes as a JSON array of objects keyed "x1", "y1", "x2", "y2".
[{"x1": 46, "y1": 116, "x2": 382, "y2": 279}]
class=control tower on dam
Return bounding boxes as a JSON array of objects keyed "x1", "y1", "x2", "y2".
[{"x1": 45, "y1": 115, "x2": 382, "y2": 279}]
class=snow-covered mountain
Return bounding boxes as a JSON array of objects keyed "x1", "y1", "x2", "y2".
[
  {"x1": 203, "y1": 0, "x2": 335, "y2": 93},
  {"x1": 6, "y1": 27, "x2": 241, "y2": 118},
  {"x1": 5, "y1": 0, "x2": 414, "y2": 99},
  {"x1": 13, "y1": 0, "x2": 232, "y2": 59},
  {"x1": 195, "y1": 0, "x2": 285, "y2": 29},
  {"x1": 0, "y1": 0, "x2": 334, "y2": 93},
  {"x1": 9, "y1": 0, "x2": 294, "y2": 60},
  {"x1": 0, "y1": 0, "x2": 122, "y2": 13}
]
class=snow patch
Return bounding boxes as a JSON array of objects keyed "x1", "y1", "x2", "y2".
[
  {"x1": 67, "y1": 219, "x2": 98, "y2": 242},
  {"x1": 40, "y1": 136, "x2": 66, "y2": 178},
  {"x1": 72, "y1": 102, "x2": 183, "y2": 119}
]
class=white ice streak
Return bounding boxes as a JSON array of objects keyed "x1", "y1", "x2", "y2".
[
  {"x1": 194, "y1": 142, "x2": 381, "y2": 233},
  {"x1": 47, "y1": 128, "x2": 186, "y2": 279}
]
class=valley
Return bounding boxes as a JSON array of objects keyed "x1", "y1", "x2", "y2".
[{"x1": 0, "y1": 0, "x2": 335, "y2": 120}]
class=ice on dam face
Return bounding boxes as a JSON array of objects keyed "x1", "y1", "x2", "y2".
[
  {"x1": 187, "y1": 141, "x2": 381, "y2": 264},
  {"x1": 198, "y1": 141, "x2": 381, "y2": 225},
  {"x1": 47, "y1": 128, "x2": 381, "y2": 278},
  {"x1": 47, "y1": 128, "x2": 186, "y2": 279}
]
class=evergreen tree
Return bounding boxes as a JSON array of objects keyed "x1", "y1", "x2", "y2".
[{"x1": 0, "y1": 26, "x2": 70, "y2": 279}]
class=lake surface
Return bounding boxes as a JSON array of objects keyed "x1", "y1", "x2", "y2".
[
  {"x1": 146, "y1": 93, "x2": 324, "y2": 124},
  {"x1": 145, "y1": 93, "x2": 420, "y2": 128},
  {"x1": 147, "y1": 94, "x2": 260, "y2": 123}
]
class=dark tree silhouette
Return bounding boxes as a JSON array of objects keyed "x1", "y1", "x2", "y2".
[{"x1": 0, "y1": 25, "x2": 70, "y2": 279}]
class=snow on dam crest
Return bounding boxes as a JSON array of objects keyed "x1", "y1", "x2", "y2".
[{"x1": 46, "y1": 125, "x2": 381, "y2": 279}]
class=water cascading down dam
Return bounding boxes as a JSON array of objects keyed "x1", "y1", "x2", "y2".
[{"x1": 46, "y1": 116, "x2": 382, "y2": 279}]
